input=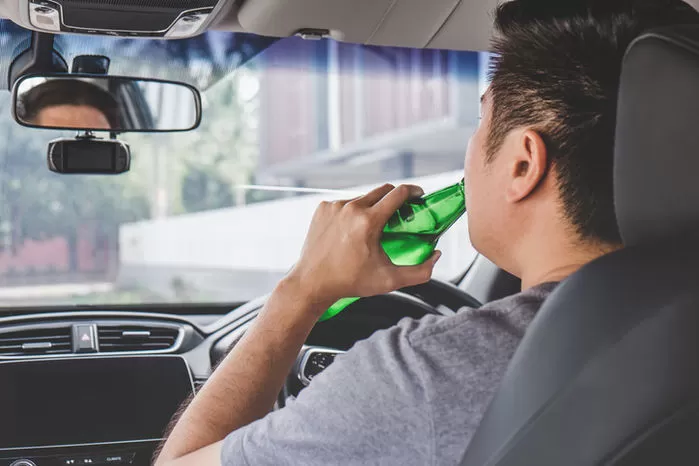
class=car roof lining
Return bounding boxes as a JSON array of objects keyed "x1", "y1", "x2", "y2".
[
  {"x1": 0, "y1": 0, "x2": 497, "y2": 51},
  {"x1": 2, "y1": 0, "x2": 699, "y2": 52}
]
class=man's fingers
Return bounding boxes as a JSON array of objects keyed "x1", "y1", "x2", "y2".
[
  {"x1": 389, "y1": 251, "x2": 441, "y2": 289},
  {"x1": 351, "y1": 183, "x2": 395, "y2": 207},
  {"x1": 373, "y1": 184, "x2": 425, "y2": 221}
]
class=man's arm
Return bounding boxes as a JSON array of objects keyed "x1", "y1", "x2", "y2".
[
  {"x1": 153, "y1": 277, "x2": 328, "y2": 466},
  {"x1": 154, "y1": 183, "x2": 442, "y2": 466}
]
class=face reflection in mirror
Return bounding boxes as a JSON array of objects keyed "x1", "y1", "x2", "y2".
[
  {"x1": 18, "y1": 78, "x2": 119, "y2": 130},
  {"x1": 33, "y1": 104, "x2": 112, "y2": 130}
]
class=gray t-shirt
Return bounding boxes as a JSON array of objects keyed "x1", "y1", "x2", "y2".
[{"x1": 221, "y1": 282, "x2": 558, "y2": 466}]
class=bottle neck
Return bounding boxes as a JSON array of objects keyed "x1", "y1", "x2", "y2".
[{"x1": 422, "y1": 179, "x2": 466, "y2": 236}]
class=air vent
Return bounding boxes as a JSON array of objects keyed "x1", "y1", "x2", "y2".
[
  {"x1": 0, "y1": 326, "x2": 72, "y2": 356},
  {"x1": 98, "y1": 325, "x2": 179, "y2": 352}
]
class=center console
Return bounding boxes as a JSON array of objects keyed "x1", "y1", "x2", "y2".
[
  {"x1": 2, "y1": 443, "x2": 156, "y2": 466},
  {"x1": 0, "y1": 355, "x2": 194, "y2": 466}
]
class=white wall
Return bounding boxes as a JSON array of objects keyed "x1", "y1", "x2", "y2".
[{"x1": 119, "y1": 170, "x2": 475, "y2": 282}]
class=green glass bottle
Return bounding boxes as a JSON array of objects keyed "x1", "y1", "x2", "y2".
[{"x1": 318, "y1": 179, "x2": 466, "y2": 322}]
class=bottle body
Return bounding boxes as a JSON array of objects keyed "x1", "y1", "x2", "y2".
[
  {"x1": 381, "y1": 232, "x2": 438, "y2": 266},
  {"x1": 319, "y1": 180, "x2": 465, "y2": 321}
]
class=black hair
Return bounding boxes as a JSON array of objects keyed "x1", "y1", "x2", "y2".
[
  {"x1": 18, "y1": 79, "x2": 119, "y2": 128},
  {"x1": 488, "y1": 0, "x2": 699, "y2": 245}
]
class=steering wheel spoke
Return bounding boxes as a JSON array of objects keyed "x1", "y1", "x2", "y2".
[
  {"x1": 295, "y1": 345, "x2": 346, "y2": 386},
  {"x1": 276, "y1": 346, "x2": 345, "y2": 409}
]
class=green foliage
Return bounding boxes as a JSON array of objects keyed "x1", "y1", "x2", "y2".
[
  {"x1": 180, "y1": 161, "x2": 234, "y2": 213},
  {"x1": 124, "y1": 69, "x2": 261, "y2": 215},
  {"x1": 178, "y1": 70, "x2": 259, "y2": 212}
]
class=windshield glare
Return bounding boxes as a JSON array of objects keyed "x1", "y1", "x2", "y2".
[{"x1": 0, "y1": 25, "x2": 484, "y2": 308}]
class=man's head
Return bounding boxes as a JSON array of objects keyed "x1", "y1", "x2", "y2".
[
  {"x1": 465, "y1": 0, "x2": 699, "y2": 278},
  {"x1": 19, "y1": 79, "x2": 119, "y2": 130}
]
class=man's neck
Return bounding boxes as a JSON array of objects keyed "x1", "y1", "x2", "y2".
[{"x1": 518, "y1": 240, "x2": 621, "y2": 291}]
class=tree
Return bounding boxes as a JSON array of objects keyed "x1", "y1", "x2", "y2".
[
  {"x1": 177, "y1": 68, "x2": 260, "y2": 213},
  {"x1": 180, "y1": 161, "x2": 234, "y2": 213}
]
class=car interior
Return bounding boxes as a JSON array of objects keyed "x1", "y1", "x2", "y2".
[{"x1": 0, "y1": 1, "x2": 697, "y2": 466}]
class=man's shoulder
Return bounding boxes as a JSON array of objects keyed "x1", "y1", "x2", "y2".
[
  {"x1": 402, "y1": 281, "x2": 558, "y2": 349},
  {"x1": 328, "y1": 281, "x2": 559, "y2": 404}
]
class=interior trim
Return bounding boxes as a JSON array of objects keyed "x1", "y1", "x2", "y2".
[
  {"x1": 425, "y1": 0, "x2": 463, "y2": 48},
  {"x1": 0, "y1": 310, "x2": 203, "y2": 332},
  {"x1": 0, "y1": 438, "x2": 161, "y2": 452},
  {"x1": 365, "y1": 0, "x2": 400, "y2": 44}
]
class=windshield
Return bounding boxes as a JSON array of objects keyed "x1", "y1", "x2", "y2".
[{"x1": 0, "y1": 22, "x2": 485, "y2": 308}]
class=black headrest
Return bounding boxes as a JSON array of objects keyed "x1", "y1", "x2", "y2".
[{"x1": 615, "y1": 25, "x2": 699, "y2": 246}]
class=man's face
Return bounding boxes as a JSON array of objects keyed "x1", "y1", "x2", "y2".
[
  {"x1": 464, "y1": 90, "x2": 512, "y2": 261},
  {"x1": 34, "y1": 104, "x2": 111, "y2": 130}
]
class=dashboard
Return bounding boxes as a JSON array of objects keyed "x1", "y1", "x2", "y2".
[{"x1": 0, "y1": 289, "x2": 454, "y2": 466}]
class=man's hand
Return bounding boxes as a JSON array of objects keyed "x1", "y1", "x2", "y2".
[
  {"x1": 288, "y1": 183, "x2": 442, "y2": 313},
  {"x1": 154, "y1": 183, "x2": 441, "y2": 466}
]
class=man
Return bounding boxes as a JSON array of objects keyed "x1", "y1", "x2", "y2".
[
  {"x1": 18, "y1": 79, "x2": 118, "y2": 130},
  {"x1": 155, "y1": 1, "x2": 699, "y2": 465}
]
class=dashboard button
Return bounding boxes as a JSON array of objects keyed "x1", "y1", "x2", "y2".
[
  {"x1": 73, "y1": 324, "x2": 97, "y2": 353},
  {"x1": 98, "y1": 454, "x2": 126, "y2": 464},
  {"x1": 92, "y1": 451, "x2": 135, "y2": 465},
  {"x1": 61, "y1": 457, "x2": 95, "y2": 465}
]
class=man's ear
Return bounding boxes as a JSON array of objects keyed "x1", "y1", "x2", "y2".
[{"x1": 505, "y1": 129, "x2": 548, "y2": 203}]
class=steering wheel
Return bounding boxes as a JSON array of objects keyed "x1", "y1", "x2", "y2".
[{"x1": 210, "y1": 279, "x2": 482, "y2": 409}]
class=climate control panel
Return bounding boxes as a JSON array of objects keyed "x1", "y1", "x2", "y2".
[{"x1": 1, "y1": 444, "x2": 148, "y2": 466}]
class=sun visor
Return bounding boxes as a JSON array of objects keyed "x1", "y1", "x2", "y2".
[{"x1": 237, "y1": 0, "x2": 498, "y2": 51}]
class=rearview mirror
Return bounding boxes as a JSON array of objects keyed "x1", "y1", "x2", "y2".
[{"x1": 12, "y1": 74, "x2": 202, "y2": 132}]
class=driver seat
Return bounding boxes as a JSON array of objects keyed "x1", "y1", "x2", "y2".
[{"x1": 459, "y1": 25, "x2": 699, "y2": 466}]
